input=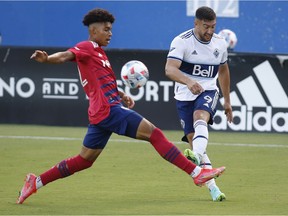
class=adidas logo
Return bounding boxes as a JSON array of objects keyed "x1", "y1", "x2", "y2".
[
  {"x1": 191, "y1": 50, "x2": 198, "y2": 55},
  {"x1": 211, "y1": 60, "x2": 288, "y2": 133}
]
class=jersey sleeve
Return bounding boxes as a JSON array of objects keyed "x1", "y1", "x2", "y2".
[
  {"x1": 68, "y1": 41, "x2": 94, "y2": 62},
  {"x1": 220, "y1": 50, "x2": 228, "y2": 64},
  {"x1": 220, "y1": 39, "x2": 228, "y2": 64},
  {"x1": 167, "y1": 36, "x2": 186, "y2": 61}
]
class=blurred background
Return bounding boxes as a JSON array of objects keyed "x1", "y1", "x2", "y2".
[{"x1": 0, "y1": 0, "x2": 287, "y2": 53}]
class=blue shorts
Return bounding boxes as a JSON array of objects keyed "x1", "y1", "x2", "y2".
[
  {"x1": 83, "y1": 105, "x2": 143, "y2": 149},
  {"x1": 176, "y1": 90, "x2": 219, "y2": 136}
]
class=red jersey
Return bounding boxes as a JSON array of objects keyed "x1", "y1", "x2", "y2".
[{"x1": 68, "y1": 41, "x2": 121, "y2": 124}]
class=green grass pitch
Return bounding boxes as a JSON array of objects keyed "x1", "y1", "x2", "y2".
[{"x1": 0, "y1": 124, "x2": 287, "y2": 215}]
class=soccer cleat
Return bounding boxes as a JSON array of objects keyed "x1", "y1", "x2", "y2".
[
  {"x1": 193, "y1": 166, "x2": 225, "y2": 186},
  {"x1": 17, "y1": 173, "x2": 37, "y2": 204},
  {"x1": 184, "y1": 149, "x2": 200, "y2": 165},
  {"x1": 210, "y1": 185, "x2": 226, "y2": 201}
]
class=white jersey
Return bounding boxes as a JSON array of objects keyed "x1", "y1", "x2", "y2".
[{"x1": 167, "y1": 28, "x2": 228, "y2": 101}]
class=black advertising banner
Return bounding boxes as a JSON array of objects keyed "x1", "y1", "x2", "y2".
[
  {"x1": 0, "y1": 47, "x2": 287, "y2": 133},
  {"x1": 0, "y1": 47, "x2": 89, "y2": 126},
  {"x1": 213, "y1": 54, "x2": 288, "y2": 133},
  {"x1": 0, "y1": 47, "x2": 178, "y2": 129}
]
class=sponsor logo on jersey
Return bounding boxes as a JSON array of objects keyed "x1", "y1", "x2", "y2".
[
  {"x1": 180, "y1": 62, "x2": 219, "y2": 78},
  {"x1": 191, "y1": 50, "x2": 198, "y2": 55},
  {"x1": 192, "y1": 65, "x2": 216, "y2": 77}
]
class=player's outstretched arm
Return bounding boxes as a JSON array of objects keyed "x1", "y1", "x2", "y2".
[
  {"x1": 30, "y1": 50, "x2": 75, "y2": 64},
  {"x1": 218, "y1": 63, "x2": 233, "y2": 123}
]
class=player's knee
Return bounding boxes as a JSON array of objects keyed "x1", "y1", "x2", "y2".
[{"x1": 136, "y1": 119, "x2": 156, "y2": 141}]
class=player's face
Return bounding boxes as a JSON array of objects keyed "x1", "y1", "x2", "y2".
[
  {"x1": 90, "y1": 22, "x2": 112, "y2": 46},
  {"x1": 194, "y1": 19, "x2": 216, "y2": 42}
]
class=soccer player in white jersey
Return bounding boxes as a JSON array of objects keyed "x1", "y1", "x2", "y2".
[{"x1": 165, "y1": 6, "x2": 233, "y2": 201}]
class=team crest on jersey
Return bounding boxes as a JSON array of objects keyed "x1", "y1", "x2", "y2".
[{"x1": 213, "y1": 49, "x2": 220, "y2": 58}]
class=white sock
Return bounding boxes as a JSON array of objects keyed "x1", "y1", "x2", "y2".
[
  {"x1": 192, "y1": 120, "x2": 208, "y2": 158},
  {"x1": 36, "y1": 176, "x2": 43, "y2": 189},
  {"x1": 201, "y1": 153, "x2": 217, "y2": 190},
  {"x1": 190, "y1": 166, "x2": 201, "y2": 178}
]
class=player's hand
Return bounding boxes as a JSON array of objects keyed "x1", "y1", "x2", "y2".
[
  {"x1": 30, "y1": 50, "x2": 48, "y2": 63},
  {"x1": 187, "y1": 79, "x2": 204, "y2": 95},
  {"x1": 121, "y1": 94, "x2": 135, "y2": 109},
  {"x1": 224, "y1": 102, "x2": 233, "y2": 123}
]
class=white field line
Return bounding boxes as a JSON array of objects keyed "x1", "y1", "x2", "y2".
[{"x1": 0, "y1": 135, "x2": 287, "y2": 148}]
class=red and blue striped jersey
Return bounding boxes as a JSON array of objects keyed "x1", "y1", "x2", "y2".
[{"x1": 69, "y1": 41, "x2": 121, "y2": 124}]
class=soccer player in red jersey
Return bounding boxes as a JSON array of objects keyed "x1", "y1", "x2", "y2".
[{"x1": 17, "y1": 8, "x2": 225, "y2": 204}]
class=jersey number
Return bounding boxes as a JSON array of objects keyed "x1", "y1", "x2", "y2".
[{"x1": 101, "y1": 60, "x2": 111, "y2": 68}]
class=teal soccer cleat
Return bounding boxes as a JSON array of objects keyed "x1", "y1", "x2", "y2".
[{"x1": 210, "y1": 185, "x2": 226, "y2": 201}]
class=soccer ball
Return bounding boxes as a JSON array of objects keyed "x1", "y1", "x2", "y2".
[
  {"x1": 120, "y1": 60, "x2": 149, "y2": 89},
  {"x1": 218, "y1": 29, "x2": 238, "y2": 49}
]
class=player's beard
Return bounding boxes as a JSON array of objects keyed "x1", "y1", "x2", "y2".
[{"x1": 201, "y1": 33, "x2": 212, "y2": 42}]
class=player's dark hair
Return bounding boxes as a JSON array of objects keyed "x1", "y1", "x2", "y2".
[
  {"x1": 195, "y1": 6, "x2": 216, "y2": 21},
  {"x1": 82, "y1": 8, "x2": 115, "y2": 26}
]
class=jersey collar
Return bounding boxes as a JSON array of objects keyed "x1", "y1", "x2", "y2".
[{"x1": 192, "y1": 28, "x2": 211, "y2": 45}]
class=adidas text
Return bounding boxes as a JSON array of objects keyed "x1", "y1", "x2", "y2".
[{"x1": 211, "y1": 105, "x2": 288, "y2": 132}]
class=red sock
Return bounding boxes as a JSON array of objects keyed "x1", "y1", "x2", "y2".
[
  {"x1": 40, "y1": 155, "x2": 93, "y2": 186},
  {"x1": 150, "y1": 128, "x2": 196, "y2": 175}
]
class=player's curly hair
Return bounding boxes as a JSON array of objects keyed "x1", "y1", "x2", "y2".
[
  {"x1": 195, "y1": 6, "x2": 216, "y2": 21},
  {"x1": 82, "y1": 8, "x2": 115, "y2": 26}
]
